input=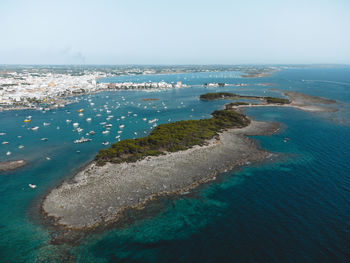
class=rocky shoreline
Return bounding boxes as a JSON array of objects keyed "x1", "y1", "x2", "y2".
[{"x1": 42, "y1": 120, "x2": 280, "y2": 229}]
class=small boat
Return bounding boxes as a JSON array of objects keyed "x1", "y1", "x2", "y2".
[
  {"x1": 142, "y1": 118, "x2": 147, "y2": 121},
  {"x1": 148, "y1": 118, "x2": 158, "y2": 124},
  {"x1": 0, "y1": 133, "x2": 6, "y2": 136},
  {"x1": 102, "y1": 141, "x2": 109, "y2": 146},
  {"x1": 76, "y1": 127, "x2": 84, "y2": 133},
  {"x1": 73, "y1": 123, "x2": 79, "y2": 127},
  {"x1": 121, "y1": 116, "x2": 125, "y2": 119},
  {"x1": 74, "y1": 137, "x2": 92, "y2": 144},
  {"x1": 77, "y1": 109, "x2": 84, "y2": 113},
  {"x1": 78, "y1": 113, "x2": 84, "y2": 117},
  {"x1": 86, "y1": 118, "x2": 92, "y2": 122},
  {"x1": 41, "y1": 138, "x2": 48, "y2": 141},
  {"x1": 2, "y1": 141, "x2": 9, "y2": 145},
  {"x1": 29, "y1": 184, "x2": 36, "y2": 189},
  {"x1": 105, "y1": 124, "x2": 113, "y2": 128},
  {"x1": 46, "y1": 157, "x2": 51, "y2": 160},
  {"x1": 18, "y1": 145, "x2": 24, "y2": 149},
  {"x1": 119, "y1": 125, "x2": 125, "y2": 129},
  {"x1": 43, "y1": 122, "x2": 50, "y2": 126},
  {"x1": 6, "y1": 151, "x2": 11, "y2": 156},
  {"x1": 117, "y1": 130, "x2": 122, "y2": 134},
  {"x1": 102, "y1": 130, "x2": 110, "y2": 134},
  {"x1": 89, "y1": 131, "x2": 95, "y2": 135},
  {"x1": 24, "y1": 119, "x2": 31, "y2": 123},
  {"x1": 30, "y1": 126, "x2": 39, "y2": 131},
  {"x1": 66, "y1": 119, "x2": 72, "y2": 123}
]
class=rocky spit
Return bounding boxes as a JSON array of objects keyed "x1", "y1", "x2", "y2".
[{"x1": 42, "y1": 120, "x2": 280, "y2": 230}]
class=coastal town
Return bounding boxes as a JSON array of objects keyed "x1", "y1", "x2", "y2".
[{"x1": 0, "y1": 66, "x2": 188, "y2": 110}]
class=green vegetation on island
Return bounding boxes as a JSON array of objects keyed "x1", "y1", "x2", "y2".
[
  {"x1": 225, "y1": 102, "x2": 253, "y2": 109},
  {"x1": 200, "y1": 92, "x2": 290, "y2": 104},
  {"x1": 264, "y1": 97, "x2": 290, "y2": 104},
  {"x1": 95, "y1": 109, "x2": 250, "y2": 166}
]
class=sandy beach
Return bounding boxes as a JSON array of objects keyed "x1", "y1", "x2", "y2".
[{"x1": 42, "y1": 120, "x2": 279, "y2": 229}]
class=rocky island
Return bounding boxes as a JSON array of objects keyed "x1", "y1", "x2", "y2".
[
  {"x1": 42, "y1": 106, "x2": 279, "y2": 229},
  {"x1": 42, "y1": 91, "x2": 337, "y2": 230}
]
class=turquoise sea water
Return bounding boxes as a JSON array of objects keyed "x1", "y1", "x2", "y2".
[{"x1": 1, "y1": 68, "x2": 350, "y2": 262}]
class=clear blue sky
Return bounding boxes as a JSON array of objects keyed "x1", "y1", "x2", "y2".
[{"x1": 1, "y1": 0, "x2": 349, "y2": 64}]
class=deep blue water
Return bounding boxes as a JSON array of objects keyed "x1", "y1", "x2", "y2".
[{"x1": 0, "y1": 67, "x2": 350, "y2": 262}]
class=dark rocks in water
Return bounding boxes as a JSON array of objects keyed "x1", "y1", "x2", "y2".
[{"x1": 0, "y1": 160, "x2": 27, "y2": 172}]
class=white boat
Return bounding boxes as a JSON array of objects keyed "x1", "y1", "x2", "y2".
[
  {"x1": 46, "y1": 157, "x2": 51, "y2": 160},
  {"x1": 29, "y1": 184, "x2": 36, "y2": 189},
  {"x1": 2, "y1": 141, "x2": 9, "y2": 145},
  {"x1": 102, "y1": 141, "x2": 109, "y2": 146},
  {"x1": 18, "y1": 145, "x2": 24, "y2": 149},
  {"x1": 41, "y1": 138, "x2": 48, "y2": 141},
  {"x1": 78, "y1": 113, "x2": 84, "y2": 117},
  {"x1": 66, "y1": 119, "x2": 72, "y2": 123},
  {"x1": 148, "y1": 118, "x2": 158, "y2": 124},
  {"x1": 6, "y1": 151, "x2": 11, "y2": 156},
  {"x1": 73, "y1": 123, "x2": 79, "y2": 127},
  {"x1": 121, "y1": 116, "x2": 125, "y2": 119},
  {"x1": 43, "y1": 122, "x2": 51, "y2": 126},
  {"x1": 0, "y1": 133, "x2": 6, "y2": 136},
  {"x1": 74, "y1": 137, "x2": 92, "y2": 144},
  {"x1": 105, "y1": 124, "x2": 113, "y2": 128},
  {"x1": 119, "y1": 125, "x2": 125, "y2": 128},
  {"x1": 86, "y1": 118, "x2": 92, "y2": 122},
  {"x1": 77, "y1": 128, "x2": 84, "y2": 133},
  {"x1": 142, "y1": 118, "x2": 147, "y2": 121},
  {"x1": 30, "y1": 126, "x2": 39, "y2": 131},
  {"x1": 89, "y1": 131, "x2": 95, "y2": 135},
  {"x1": 102, "y1": 130, "x2": 110, "y2": 134}
]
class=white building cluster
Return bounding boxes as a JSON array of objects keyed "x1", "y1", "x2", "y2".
[
  {"x1": 0, "y1": 72, "x2": 106, "y2": 107},
  {"x1": 108, "y1": 81, "x2": 185, "y2": 90},
  {"x1": 0, "y1": 70, "x2": 186, "y2": 110}
]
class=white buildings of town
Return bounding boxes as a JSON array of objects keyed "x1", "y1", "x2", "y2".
[
  {"x1": 0, "y1": 70, "x2": 186, "y2": 109},
  {"x1": 0, "y1": 72, "x2": 106, "y2": 107}
]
